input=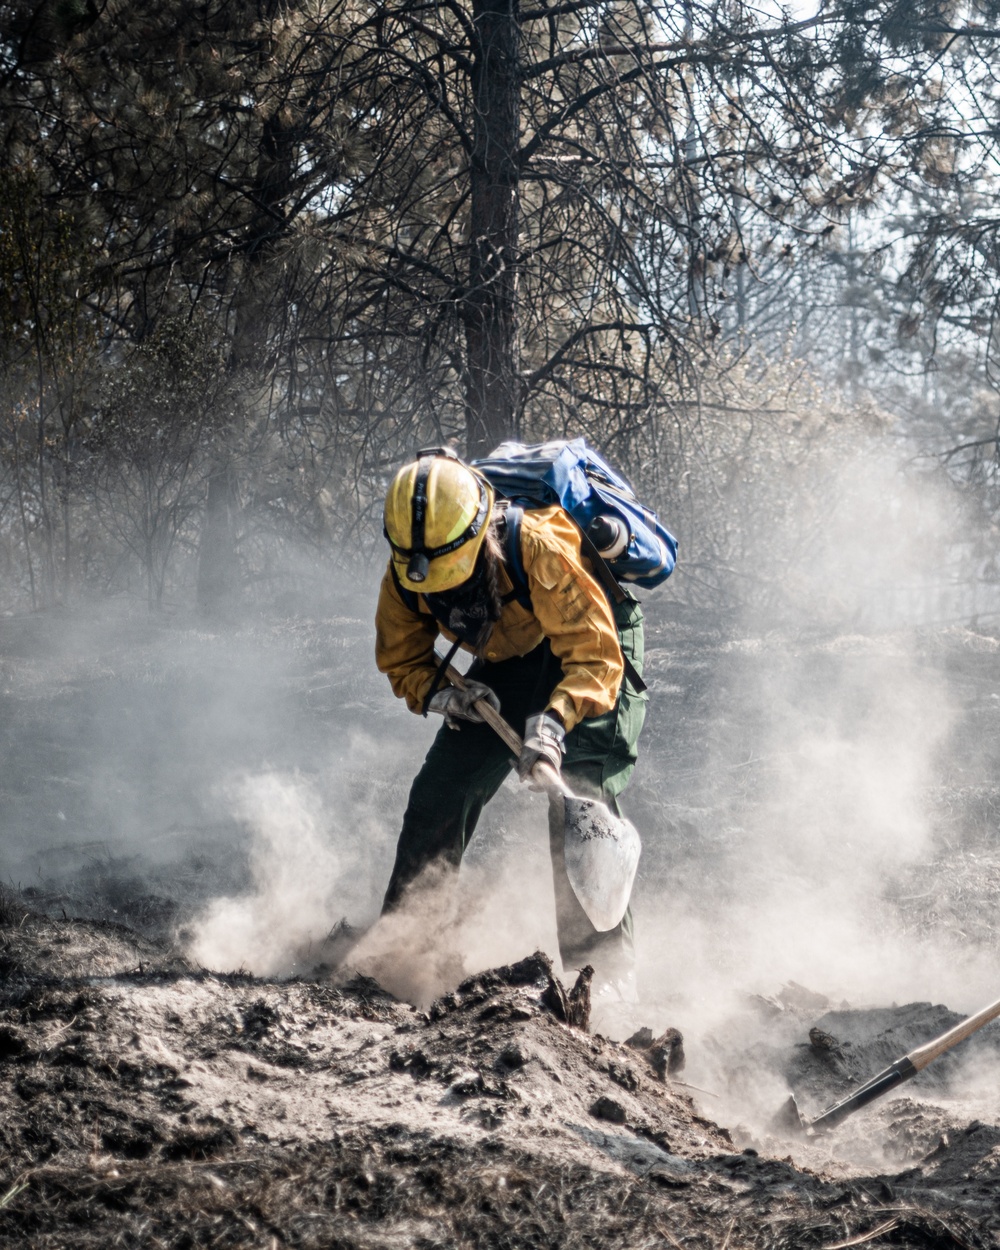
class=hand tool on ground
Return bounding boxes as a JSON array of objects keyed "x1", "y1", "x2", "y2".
[
  {"x1": 783, "y1": 991, "x2": 1000, "y2": 1135},
  {"x1": 441, "y1": 658, "x2": 641, "y2": 931}
]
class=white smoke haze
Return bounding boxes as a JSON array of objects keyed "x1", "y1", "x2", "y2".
[
  {"x1": 187, "y1": 771, "x2": 348, "y2": 976},
  {"x1": 178, "y1": 426, "x2": 996, "y2": 1039},
  {"x1": 184, "y1": 721, "x2": 425, "y2": 977},
  {"x1": 455, "y1": 847, "x2": 560, "y2": 978},
  {"x1": 616, "y1": 432, "x2": 1000, "y2": 1145},
  {"x1": 5, "y1": 409, "x2": 1000, "y2": 1165},
  {"x1": 342, "y1": 784, "x2": 558, "y2": 1005}
]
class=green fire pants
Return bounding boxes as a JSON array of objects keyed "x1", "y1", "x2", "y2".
[{"x1": 382, "y1": 597, "x2": 646, "y2": 978}]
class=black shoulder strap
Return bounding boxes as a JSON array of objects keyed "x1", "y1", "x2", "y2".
[
  {"x1": 502, "y1": 505, "x2": 532, "y2": 609},
  {"x1": 421, "y1": 636, "x2": 462, "y2": 717},
  {"x1": 621, "y1": 649, "x2": 647, "y2": 695},
  {"x1": 576, "y1": 526, "x2": 647, "y2": 694},
  {"x1": 388, "y1": 562, "x2": 463, "y2": 715},
  {"x1": 578, "y1": 527, "x2": 627, "y2": 606}
]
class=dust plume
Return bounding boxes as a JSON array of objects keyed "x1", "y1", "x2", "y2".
[
  {"x1": 179, "y1": 433, "x2": 997, "y2": 1053},
  {"x1": 5, "y1": 419, "x2": 993, "y2": 1166},
  {"x1": 186, "y1": 771, "x2": 350, "y2": 976},
  {"x1": 0, "y1": 587, "x2": 416, "y2": 949},
  {"x1": 343, "y1": 800, "x2": 559, "y2": 1005},
  {"x1": 627, "y1": 437, "x2": 1000, "y2": 1144}
]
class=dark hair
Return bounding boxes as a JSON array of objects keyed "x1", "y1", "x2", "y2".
[
  {"x1": 479, "y1": 514, "x2": 506, "y2": 623},
  {"x1": 426, "y1": 509, "x2": 506, "y2": 638}
]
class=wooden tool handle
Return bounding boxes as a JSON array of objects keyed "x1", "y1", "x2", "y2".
[
  {"x1": 444, "y1": 662, "x2": 522, "y2": 753},
  {"x1": 442, "y1": 660, "x2": 569, "y2": 796},
  {"x1": 907, "y1": 994, "x2": 1000, "y2": 1071},
  {"x1": 531, "y1": 759, "x2": 565, "y2": 791}
]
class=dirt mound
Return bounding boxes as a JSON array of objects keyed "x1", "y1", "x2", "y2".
[
  {"x1": 785, "y1": 1001, "x2": 1000, "y2": 1113},
  {"x1": 0, "y1": 897, "x2": 996, "y2": 1249}
]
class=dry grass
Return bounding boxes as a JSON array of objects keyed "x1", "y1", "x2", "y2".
[
  {"x1": 0, "y1": 885, "x2": 32, "y2": 930},
  {"x1": 0, "y1": 1142, "x2": 989, "y2": 1250}
]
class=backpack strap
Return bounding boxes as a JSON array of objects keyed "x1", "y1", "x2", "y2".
[
  {"x1": 620, "y1": 652, "x2": 647, "y2": 695},
  {"x1": 578, "y1": 527, "x2": 627, "y2": 606},
  {"x1": 575, "y1": 527, "x2": 649, "y2": 692},
  {"x1": 501, "y1": 505, "x2": 532, "y2": 610},
  {"x1": 504, "y1": 505, "x2": 647, "y2": 696},
  {"x1": 421, "y1": 636, "x2": 462, "y2": 717}
]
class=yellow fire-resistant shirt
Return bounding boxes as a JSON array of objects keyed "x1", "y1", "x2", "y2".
[{"x1": 374, "y1": 506, "x2": 623, "y2": 733}]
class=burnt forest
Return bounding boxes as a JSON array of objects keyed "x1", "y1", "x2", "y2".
[{"x1": 4, "y1": 2, "x2": 1000, "y2": 1247}]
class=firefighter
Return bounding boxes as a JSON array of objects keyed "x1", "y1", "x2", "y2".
[{"x1": 375, "y1": 447, "x2": 646, "y2": 989}]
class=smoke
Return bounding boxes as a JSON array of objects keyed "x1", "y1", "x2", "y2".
[
  {"x1": 343, "y1": 806, "x2": 559, "y2": 1005},
  {"x1": 0, "y1": 573, "x2": 563, "y2": 996},
  {"x1": 5, "y1": 412, "x2": 1000, "y2": 1164},
  {"x1": 109, "y1": 430, "x2": 994, "y2": 1037},
  {"x1": 0, "y1": 588, "x2": 419, "y2": 947},
  {"x1": 623, "y1": 438, "x2": 1000, "y2": 1146},
  {"x1": 177, "y1": 686, "x2": 560, "y2": 991},
  {"x1": 635, "y1": 633, "x2": 959, "y2": 994},
  {"x1": 186, "y1": 771, "x2": 355, "y2": 976}
]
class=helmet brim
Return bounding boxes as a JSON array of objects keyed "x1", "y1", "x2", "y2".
[{"x1": 392, "y1": 524, "x2": 487, "y2": 594}]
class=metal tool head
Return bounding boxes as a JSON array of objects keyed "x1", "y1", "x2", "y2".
[
  {"x1": 562, "y1": 795, "x2": 641, "y2": 932},
  {"x1": 773, "y1": 1094, "x2": 811, "y2": 1137}
]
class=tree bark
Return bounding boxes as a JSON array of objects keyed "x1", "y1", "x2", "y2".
[
  {"x1": 196, "y1": 108, "x2": 293, "y2": 614},
  {"x1": 196, "y1": 463, "x2": 239, "y2": 616},
  {"x1": 465, "y1": 0, "x2": 521, "y2": 460}
]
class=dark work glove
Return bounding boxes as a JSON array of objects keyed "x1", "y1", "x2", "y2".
[{"x1": 427, "y1": 681, "x2": 500, "y2": 730}]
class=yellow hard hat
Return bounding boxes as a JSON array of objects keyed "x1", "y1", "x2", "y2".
[{"x1": 383, "y1": 448, "x2": 494, "y2": 593}]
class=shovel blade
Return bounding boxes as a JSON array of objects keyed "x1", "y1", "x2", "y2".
[{"x1": 562, "y1": 796, "x2": 641, "y2": 932}]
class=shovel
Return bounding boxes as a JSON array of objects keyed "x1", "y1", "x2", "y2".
[
  {"x1": 784, "y1": 991, "x2": 1000, "y2": 1135},
  {"x1": 441, "y1": 660, "x2": 641, "y2": 931}
]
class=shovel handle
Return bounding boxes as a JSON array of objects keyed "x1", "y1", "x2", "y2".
[
  {"x1": 442, "y1": 661, "x2": 570, "y2": 797},
  {"x1": 809, "y1": 989, "x2": 1000, "y2": 1133},
  {"x1": 906, "y1": 993, "x2": 1000, "y2": 1071},
  {"x1": 443, "y1": 661, "x2": 521, "y2": 752}
]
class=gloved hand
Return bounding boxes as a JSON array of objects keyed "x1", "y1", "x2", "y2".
[
  {"x1": 518, "y1": 711, "x2": 566, "y2": 783},
  {"x1": 427, "y1": 680, "x2": 501, "y2": 729}
]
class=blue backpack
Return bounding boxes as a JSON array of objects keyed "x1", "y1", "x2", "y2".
[{"x1": 472, "y1": 438, "x2": 677, "y2": 591}]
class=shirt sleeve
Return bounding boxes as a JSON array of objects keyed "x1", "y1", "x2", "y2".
[
  {"x1": 519, "y1": 508, "x2": 624, "y2": 732},
  {"x1": 374, "y1": 563, "x2": 441, "y2": 714}
]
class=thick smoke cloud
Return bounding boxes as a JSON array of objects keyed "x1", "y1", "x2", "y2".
[
  {"x1": 4, "y1": 428, "x2": 1000, "y2": 1165},
  {"x1": 622, "y1": 442, "x2": 1000, "y2": 1146}
]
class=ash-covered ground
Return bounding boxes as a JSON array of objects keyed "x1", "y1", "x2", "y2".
[
  {"x1": 1, "y1": 906, "x2": 998, "y2": 1250},
  {"x1": 2, "y1": 591, "x2": 1000, "y2": 1246}
]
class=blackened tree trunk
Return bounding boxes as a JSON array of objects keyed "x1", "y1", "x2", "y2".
[
  {"x1": 196, "y1": 110, "x2": 293, "y2": 615},
  {"x1": 196, "y1": 462, "x2": 239, "y2": 614},
  {"x1": 465, "y1": 0, "x2": 521, "y2": 460}
]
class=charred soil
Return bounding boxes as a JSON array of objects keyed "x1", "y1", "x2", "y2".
[
  {"x1": 5, "y1": 609, "x2": 1000, "y2": 1245},
  {"x1": 0, "y1": 895, "x2": 998, "y2": 1250}
]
